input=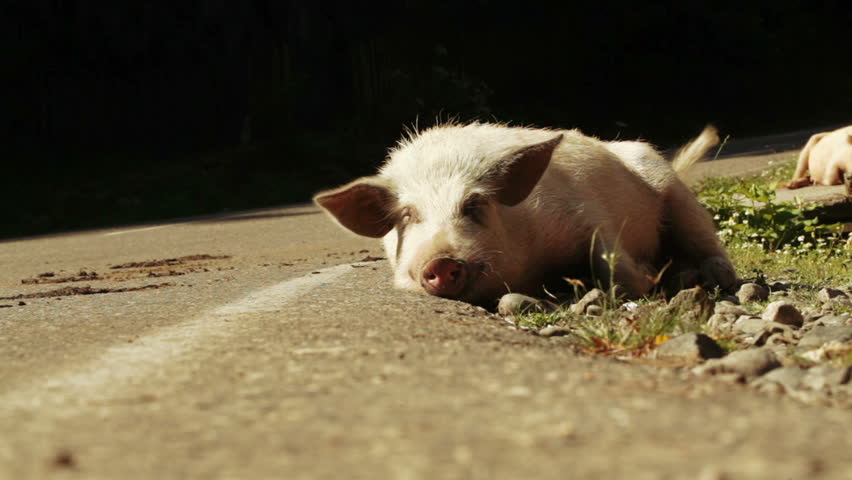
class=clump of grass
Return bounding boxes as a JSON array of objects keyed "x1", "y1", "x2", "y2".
[
  {"x1": 514, "y1": 296, "x2": 714, "y2": 356},
  {"x1": 515, "y1": 250, "x2": 715, "y2": 356}
]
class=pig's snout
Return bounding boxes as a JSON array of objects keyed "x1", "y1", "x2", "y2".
[{"x1": 421, "y1": 258, "x2": 469, "y2": 298}]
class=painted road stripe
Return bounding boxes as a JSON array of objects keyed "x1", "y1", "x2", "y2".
[
  {"x1": 104, "y1": 225, "x2": 172, "y2": 236},
  {"x1": 3, "y1": 262, "x2": 362, "y2": 409}
]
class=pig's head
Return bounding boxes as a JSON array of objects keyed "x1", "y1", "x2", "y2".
[{"x1": 314, "y1": 125, "x2": 563, "y2": 305}]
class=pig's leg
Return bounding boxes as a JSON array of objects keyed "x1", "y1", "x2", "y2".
[
  {"x1": 788, "y1": 133, "x2": 826, "y2": 188},
  {"x1": 818, "y1": 156, "x2": 844, "y2": 186},
  {"x1": 590, "y1": 232, "x2": 655, "y2": 298},
  {"x1": 663, "y1": 182, "x2": 737, "y2": 291}
]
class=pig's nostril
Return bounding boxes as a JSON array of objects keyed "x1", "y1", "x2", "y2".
[{"x1": 421, "y1": 258, "x2": 468, "y2": 297}]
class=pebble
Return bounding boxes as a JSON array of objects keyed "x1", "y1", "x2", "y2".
[
  {"x1": 751, "y1": 366, "x2": 807, "y2": 392},
  {"x1": 497, "y1": 293, "x2": 555, "y2": 316},
  {"x1": 798, "y1": 325, "x2": 852, "y2": 349},
  {"x1": 755, "y1": 331, "x2": 797, "y2": 347},
  {"x1": 668, "y1": 287, "x2": 713, "y2": 313},
  {"x1": 801, "y1": 365, "x2": 852, "y2": 390},
  {"x1": 714, "y1": 302, "x2": 750, "y2": 317},
  {"x1": 538, "y1": 326, "x2": 572, "y2": 337},
  {"x1": 817, "y1": 287, "x2": 849, "y2": 303},
  {"x1": 733, "y1": 316, "x2": 769, "y2": 335},
  {"x1": 655, "y1": 333, "x2": 725, "y2": 361},
  {"x1": 693, "y1": 348, "x2": 780, "y2": 378},
  {"x1": 809, "y1": 314, "x2": 850, "y2": 328},
  {"x1": 570, "y1": 289, "x2": 606, "y2": 315},
  {"x1": 761, "y1": 301, "x2": 804, "y2": 328},
  {"x1": 705, "y1": 313, "x2": 734, "y2": 333},
  {"x1": 736, "y1": 283, "x2": 769, "y2": 303}
]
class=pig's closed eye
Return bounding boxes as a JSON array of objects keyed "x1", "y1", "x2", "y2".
[{"x1": 461, "y1": 195, "x2": 485, "y2": 224}]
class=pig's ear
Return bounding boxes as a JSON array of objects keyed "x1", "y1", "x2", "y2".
[
  {"x1": 313, "y1": 177, "x2": 396, "y2": 238},
  {"x1": 493, "y1": 134, "x2": 563, "y2": 206}
]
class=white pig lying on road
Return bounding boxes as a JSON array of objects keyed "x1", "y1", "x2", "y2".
[{"x1": 315, "y1": 123, "x2": 736, "y2": 306}]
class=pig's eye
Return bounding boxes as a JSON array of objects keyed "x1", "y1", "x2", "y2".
[{"x1": 461, "y1": 195, "x2": 486, "y2": 224}]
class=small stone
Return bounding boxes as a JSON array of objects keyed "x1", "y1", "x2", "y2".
[
  {"x1": 811, "y1": 315, "x2": 850, "y2": 328},
  {"x1": 570, "y1": 289, "x2": 606, "y2": 315},
  {"x1": 621, "y1": 301, "x2": 640, "y2": 311},
  {"x1": 714, "y1": 302, "x2": 749, "y2": 317},
  {"x1": 798, "y1": 325, "x2": 852, "y2": 349},
  {"x1": 751, "y1": 366, "x2": 807, "y2": 392},
  {"x1": 585, "y1": 305, "x2": 604, "y2": 316},
  {"x1": 655, "y1": 333, "x2": 725, "y2": 361},
  {"x1": 497, "y1": 293, "x2": 555, "y2": 316},
  {"x1": 538, "y1": 326, "x2": 572, "y2": 337},
  {"x1": 692, "y1": 348, "x2": 780, "y2": 378},
  {"x1": 801, "y1": 365, "x2": 852, "y2": 390},
  {"x1": 733, "y1": 316, "x2": 769, "y2": 335},
  {"x1": 668, "y1": 287, "x2": 713, "y2": 313},
  {"x1": 817, "y1": 287, "x2": 849, "y2": 303},
  {"x1": 751, "y1": 379, "x2": 785, "y2": 395},
  {"x1": 761, "y1": 331, "x2": 797, "y2": 347},
  {"x1": 706, "y1": 313, "x2": 734, "y2": 333},
  {"x1": 761, "y1": 301, "x2": 804, "y2": 328},
  {"x1": 736, "y1": 283, "x2": 769, "y2": 303}
]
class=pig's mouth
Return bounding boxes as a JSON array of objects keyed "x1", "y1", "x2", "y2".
[{"x1": 418, "y1": 257, "x2": 483, "y2": 299}]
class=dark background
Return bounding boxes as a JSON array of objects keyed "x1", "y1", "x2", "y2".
[{"x1": 2, "y1": 0, "x2": 851, "y2": 238}]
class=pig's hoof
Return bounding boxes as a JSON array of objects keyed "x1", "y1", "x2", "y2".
[{"x1": 699, "y1": 256, "x2": 737, "y2": 291}]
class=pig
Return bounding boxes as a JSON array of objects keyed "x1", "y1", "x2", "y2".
[
  {"x1": 314, "y1": 122, "x2": 737, "y2": 306},
  {"x1": 785, "y1": 125, "x2": 852, "y2": 190}
]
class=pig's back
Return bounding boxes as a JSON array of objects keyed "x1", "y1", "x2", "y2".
[{"x1": 535, "y1": 134, "x2": 667, "y2": 262}]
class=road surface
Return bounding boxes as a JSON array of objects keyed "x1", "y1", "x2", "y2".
[{"x1": 2, "y1": 153, "x2": 851, "y2": 479}]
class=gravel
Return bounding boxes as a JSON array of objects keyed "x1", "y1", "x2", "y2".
[{"x1": 500, "y1": 282, "x2": 852, "y2": 407}]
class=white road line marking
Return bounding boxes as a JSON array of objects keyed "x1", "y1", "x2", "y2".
[
  {"x1": 2, "y1": 262, "x2": 363, "y2": 409},
  {"x1": 104, "y1": 225, "x2": 172, "y2": 236}
]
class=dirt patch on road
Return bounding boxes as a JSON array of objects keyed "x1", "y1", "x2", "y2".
[
  {"x1": 110, "y1": 254, "x2": 230, "y2": 269},
  {"x1": 21, "y1": 271, "x2": 102, "y2": 284},
  {"x1": 0, "y1": 283, "x2": 174, "y2": 300},
  {"x1": 19, "y1": 254, "x2": 232, "y2": 286}
]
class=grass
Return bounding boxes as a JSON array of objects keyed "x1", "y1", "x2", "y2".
[{"x1": 514, "y1": 156, "x2": 851, "y2": 356}]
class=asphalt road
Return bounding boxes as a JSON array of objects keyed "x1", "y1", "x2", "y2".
[{"x1": 2, "y1": 152, "x2": 852, "y2": 479}]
